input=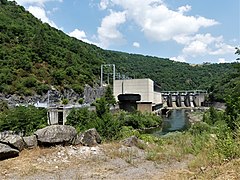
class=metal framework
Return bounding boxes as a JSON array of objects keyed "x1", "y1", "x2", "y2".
[{"x1": 100, "y1": 64, "x2": 115, "y2": 87}]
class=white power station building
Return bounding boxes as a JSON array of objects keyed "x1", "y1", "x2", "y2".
[{"x1": 113, "y1": 78, "x2": 163, "y2": 113}]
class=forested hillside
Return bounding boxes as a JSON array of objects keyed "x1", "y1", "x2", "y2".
[
  {"x1": 0, "y1": 0, "x2": 105, "y2": 96},
  {"x1": 0, "y1": 0, "x2": 236, "y2": 99},
  {"x1": 104, "y1": 51, "x2": 235, "y2": 91}
]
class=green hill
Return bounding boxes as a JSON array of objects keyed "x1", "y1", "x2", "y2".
[
  {"x1": 104, "y1": 51, "x2": 235, "y2": 91},
  {"x1": 0, "y1": 0, "x2": 105, "y2": 96},
  {"x1": 0, "y1": 0, "x2": 236, "y2": 99}
]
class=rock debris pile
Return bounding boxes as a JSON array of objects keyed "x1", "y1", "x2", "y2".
[{"x1": 0, "y1": 125, "x2": 101, "y2": 161}]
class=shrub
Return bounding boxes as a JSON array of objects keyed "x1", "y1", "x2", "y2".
[
  {"x1": 123, "y1": 111, "x2": 161, "y2": 129},
  {"x1": 62, "y1": 98, "x2": 69, "y2": 105},
  {"x1": 0, "y1": 106, "x2": 47, "y2": 135},
  {"x1": 22, "y1": 76, "x2": 37, "y2": 88},
  {"x1": 66, "y1": 107, "x2": 97, "y2": 132},
  {"x1": 78, "y1": 98, "x2": 84, "y2": 104},
  {"x1": 189, "y1": 122, "x2": 212, "y2": 135},
  {"x1": 118, "y1": 126, "x2": 140, "y2": 139},
  {"x1": 36, "y1": 83, "x2": 49, "y2": 95},
  {"x1": 72, "y1": 84, "x2": 84, "y2": 94},
  {"x1": 0, "y1": 101, "x2": 8, "y2": 112},
  {"x1": 89, "y1": 113, "x2": 121, "y2": 140}
]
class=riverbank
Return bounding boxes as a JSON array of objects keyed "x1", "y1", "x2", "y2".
[
  {"x1": 186, "y1": 110, "x2": 205, "y2": 125},
  {"x1": 1, "y1": 135, "x2": 239, "y2": 180}
]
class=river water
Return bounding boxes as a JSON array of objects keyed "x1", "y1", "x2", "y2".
[{"x1": 146, "y1": 109, "x2": 190, "y2": 136}]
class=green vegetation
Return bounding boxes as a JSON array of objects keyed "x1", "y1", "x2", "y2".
[
  {"x1": 0, "y1": 0, "x2": 236, "y2": 101},
  {"x1": 0, "y1": 105, "x2": 47, "y2": 136},
  {"x1": 104, "y1": 51, "x2": 235, "y2": 92},
  {"x1": 104, "y1": 85, "x2": 116, "y2": 106},
  {"x1": 136, "y1": 57, "x2": 240, "y2": 176},
  {"x1": 0, "y1": 0, "x2": 104, "y2": 95},
  {"x1": 61, "y1": 98, "x2": 69, "y2": 105},
  {"x1": 72, "y1": 87, "x2": 160, "y2": 140},
  {"x1": 78, "y1": 98, "x2": 84, "y2": 104},
  {"x1": 66, "y1": 96, "x2": 162, "y2": 140}
]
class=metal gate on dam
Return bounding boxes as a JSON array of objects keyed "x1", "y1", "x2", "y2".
[{"x1": 162, "y1": 90, "x2": 207, "y2": 108}]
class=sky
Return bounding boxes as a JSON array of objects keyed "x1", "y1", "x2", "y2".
[{"x1": 13, "y1": 0, "x2": 240, "y2": 64}]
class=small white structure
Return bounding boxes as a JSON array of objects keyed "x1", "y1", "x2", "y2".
[
  {"x1": 47, "y1": 106, "x2": 71, "y2": 125},
  {"x1": 113, "y1": 78, "x2": 163, "y2": 113}
]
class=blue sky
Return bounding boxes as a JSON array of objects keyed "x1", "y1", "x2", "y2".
[{"x1": 14, "y1": 0, "x2": 240, "y2": 64}]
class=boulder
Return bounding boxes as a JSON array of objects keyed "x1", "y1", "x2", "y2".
[
  {"x1": 0, "y1": 133, "x2": 25, "y2": 151},
  {"x1": 23, "y1": 135, "x2": 38, "y2": 149},
  {"x1": 34, "y1": 125, "x2": 77, "y2": 146},
  {"x1": 0, "y1": 143, "x2": 19, "y2": 160},
  {"x1": 122, "y1": 136, "x2": 144, "y2": 147},
  {"x1": 76, "y1": 128, "x2": 101, "y2": 146}
]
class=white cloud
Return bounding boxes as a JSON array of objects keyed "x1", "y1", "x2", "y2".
[
  {"x1": 218, "y1": 58, "x2": 226, "y2": 63},
  {"x1": 210, "y1": 43, "x2": 236, "y2": 55},
  {"x1": 178, "y1": 5, "x2": 191, "y2": 14},
  {"x1": 183, "y1": 40, "x2": 208, "y2": 55},
  {"x1": 99, "y1": 0, "x2": 110, "y2": 10},
  {"x1": 47, "y1": 7, "x2": 59, "y2": 14},
  {"x1": 171, "y1": 33, "x2": 236, "y2": 62},
  {"x1": 133, "y1": 42, "x2": 140, "y2": 48},
  {"x1": 68, "y1": 29, "x2": 95, "y2": 44},
  {"x1": 14, "y1": 0, "x2": 62, "y2": 29},
  {"x1": 27, "y1": 6, "x2": 58, "y2": 28},
  {"x1": 97, "y1": 11, "x2": 126, "y2": 48},
  {"x1": 172, "y1": 33, "x2": 235, "y2": 58},
  {"x1": 107, "y1": 0, "x2": 218, "y2": 42},
  {"x1": 69, "y1": 29, "x2": 87, "y2": 40},
  {"x1": 170, "y1": 55, "x2": 186, "y2": 62}
]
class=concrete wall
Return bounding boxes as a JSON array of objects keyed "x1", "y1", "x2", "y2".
[
  {"x1": 153, "y1": 92, "x2": 162, "y2": 105},
  {"x1": 114, "y1": 79, "x2": 162, "y2": 105},
  {"x1": 137, "y1": 103, "x2": 152, "y2": 113}
]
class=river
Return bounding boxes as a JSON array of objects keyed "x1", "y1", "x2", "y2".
[{"x1": 145, "y1": 109, "x2": 191, "y2": 136}]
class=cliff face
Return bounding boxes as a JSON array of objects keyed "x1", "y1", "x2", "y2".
[{"x1": 0, "y1": 85, "x2": 105, "y2": 106}]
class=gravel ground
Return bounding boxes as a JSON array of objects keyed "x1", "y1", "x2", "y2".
[{"x1": 0, "y1": 143, "x2": 190, "y2": 180}]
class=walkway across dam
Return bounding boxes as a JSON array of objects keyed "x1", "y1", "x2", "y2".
[{"x1": 162, "y1": 90, "x2": 207, "y2": 107}]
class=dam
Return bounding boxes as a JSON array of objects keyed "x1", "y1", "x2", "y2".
[{"x1": 162, "y1": 90, "x2": 207, "y2": 108}]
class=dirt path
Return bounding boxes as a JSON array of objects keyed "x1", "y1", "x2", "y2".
[{"x1": 0, "y1": 143, "x2": 190, "y2": 180}]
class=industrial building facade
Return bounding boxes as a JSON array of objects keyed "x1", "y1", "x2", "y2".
[{"x1": 113, "y1": 78, "x2": 163, "y2": 113}]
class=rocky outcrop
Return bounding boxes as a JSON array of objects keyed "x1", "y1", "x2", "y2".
[
  {"x1": 75, "y1": 128, "x2": 101, "y2": 147},
  {"x1": 34, "y1": 125, "x2": 77, "y2": 146},
  {"x1": 0, "y1": 126, "x2": 102, "y2": 161},
  {"x1": 83, "y1": 85, "x2": 105, "y2": 104},
  {"x1": 0, "y1": 133, "x2": 25, "y2": 151},
  {"x1": 23, "y1": 135, "x2": 38, "y2": 149},
  {"x1": 121, "y1": 136, "x2": 144, "y2": 147},
  {"x1": 0, "y1": 85, "x2": 105, "y2": 107},
  {"x1": 0, "y1": 143, "x2": 19, "y2": 160}
]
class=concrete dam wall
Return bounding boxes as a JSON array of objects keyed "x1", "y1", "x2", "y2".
[{"x1": 162, "y1": 90, "x2": 207, "y2": 108}]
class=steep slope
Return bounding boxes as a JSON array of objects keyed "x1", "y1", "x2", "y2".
[
  {"x1": 0, "y1": 0, "x2": 236, "y2": 99},
  {"x1": 0, "y1": 0, "x2": 104, "y2": 96}
]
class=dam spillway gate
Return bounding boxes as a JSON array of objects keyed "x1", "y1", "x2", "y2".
[{"x1": 162, "y1": 90, "x2": 207, "y2": 108}]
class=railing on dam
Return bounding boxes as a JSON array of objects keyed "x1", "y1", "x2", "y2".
[
  {"x1": 161, "y1": 90, "x2": 207, "y2": 95},
  {"x1": 161, "y1": 90, "x2": 207, "y2": 107}
]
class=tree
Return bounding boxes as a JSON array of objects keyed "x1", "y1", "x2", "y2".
[
  {"x1": 0, "y1": 101, "x2": 8, "y2": 112},
  {"x1": 104, "y1": 85, "x2": 116, "y2": 106},
  {"x1": 235, "y1": 47, "x2": 240, "y2": 60},
  {"x1": 225, "y1": 47, "x2": 240, "y2": 130},
  {"x1": 95, "y1": 97, "x2": 109, "y2": 118}
]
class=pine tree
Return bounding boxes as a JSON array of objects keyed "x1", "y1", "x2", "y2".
[{"x1": 104, "y1": 85, "x2": 116, "y2": 106}]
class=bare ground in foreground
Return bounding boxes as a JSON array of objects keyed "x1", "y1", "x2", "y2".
[{"x1": 0, "y1": 143, "x2": 239, "y2": 180}]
